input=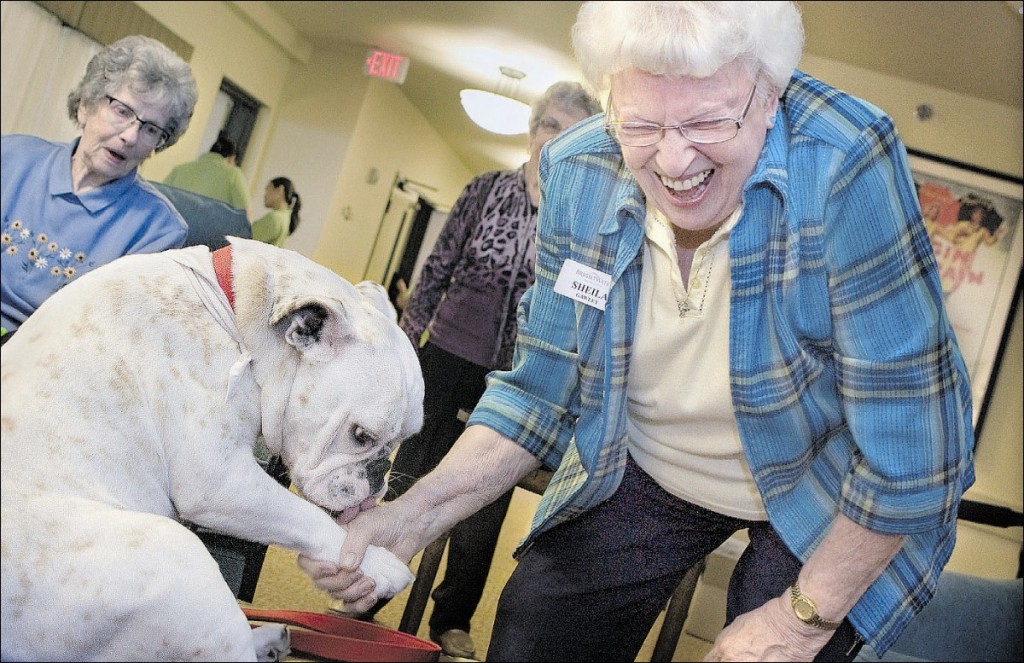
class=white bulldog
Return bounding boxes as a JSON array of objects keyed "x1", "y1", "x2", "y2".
[{"x1": 0, "y1": 237, "x2": 424, "y2": 661}]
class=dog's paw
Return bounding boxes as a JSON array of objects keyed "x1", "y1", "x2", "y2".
[
  {"x1": 360, "y1": 544, "x2": 415, "y2": 598},
  {"x1": 252, "y1": 624, "x2": 290, "y2": 662}
]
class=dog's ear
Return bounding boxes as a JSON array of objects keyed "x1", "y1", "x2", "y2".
[
  {"x1": 271, "y1": 297, "x2": 352, "y2": 361},
  {"x1": 355, "y1": 281, "x2": 398, "y2": 323}
]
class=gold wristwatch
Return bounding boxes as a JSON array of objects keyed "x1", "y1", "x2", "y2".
[{"x1": 789, "y1": 580, "x2": 842, "y2": 630}]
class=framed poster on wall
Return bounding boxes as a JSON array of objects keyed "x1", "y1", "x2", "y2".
[{"x1": 908, "y1": 149, "x2": 1023, "y2": 437}]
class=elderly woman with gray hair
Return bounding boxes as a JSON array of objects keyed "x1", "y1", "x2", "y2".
[
  {"x1": 303, "y1": 2, "x2": 974, "y2": 662},
  {"x1": 1, "y1": 35, "x2": 198, "y2": 343}
]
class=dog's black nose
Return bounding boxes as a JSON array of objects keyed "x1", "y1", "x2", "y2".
[{"x1": 367, "y1": 456, "x2": 392, "y2": 494}]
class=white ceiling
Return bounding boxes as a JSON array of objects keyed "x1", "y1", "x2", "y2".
[{"x1": 262, "y1": 1, "x2": 1023, "y2": 174}]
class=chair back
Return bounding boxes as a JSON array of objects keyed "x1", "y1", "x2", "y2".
[{"x1": 151, "y1": 181, "x2": 251, "y2": 249}]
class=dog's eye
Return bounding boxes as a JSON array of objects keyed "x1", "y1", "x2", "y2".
[{"x1": 351, "y1": 425, "x2": 377, "y2": 448}]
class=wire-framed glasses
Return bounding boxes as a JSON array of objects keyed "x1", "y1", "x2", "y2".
[
  {"x1": 605, "y1": 77, "x2": 760, "y2": 147},
  {"x1": 102, "y1": 96, "x2": 171, "y2": 149}
]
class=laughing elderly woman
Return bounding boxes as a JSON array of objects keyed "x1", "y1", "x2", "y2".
[
  {"x1": 300, "y1": 3, "x2": 974, "y2": 661},
  {"x1": 2, "y1": 35, "x2": 198, "y2": 344}
]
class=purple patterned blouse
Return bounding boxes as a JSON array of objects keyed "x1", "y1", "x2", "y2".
[{"x1": 399, "y1": 165, "x2": 537, "y2": 370}]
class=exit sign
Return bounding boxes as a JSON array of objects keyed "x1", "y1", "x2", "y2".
[{"x1": 364, "y1": 49, "x2": 409, "y2": 84}]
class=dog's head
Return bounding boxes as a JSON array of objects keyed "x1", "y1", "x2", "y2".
[{"x1": 256, "y1": 267, "x2": 424, "y2": 516}]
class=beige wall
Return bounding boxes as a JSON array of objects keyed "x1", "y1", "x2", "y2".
[
  {"x1": 244, "y1": 42, "x2": 371, "y2": 272},
  {"x1": 313, "y1": 64, "x2": 473, "y2": 282},
  {"x1": 132, "y1": 1, "x2": 473, "y2": 283},
  {"x1": 949, "y1": 300, "x2": 1023, "y2": 578},
  {"x1": 115, "y1": 1, "x2": 1024, "y2": 579},
  {"x1": 136, "y1": 1, "x2": 294, "y2": 183},
  {"x1": 800, "y1": 54, "x2": 1022, "y2": 178}
]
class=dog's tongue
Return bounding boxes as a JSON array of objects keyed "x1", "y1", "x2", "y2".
[{"x1": 332, "y1": 496, "x2": 379, "y2": 524}]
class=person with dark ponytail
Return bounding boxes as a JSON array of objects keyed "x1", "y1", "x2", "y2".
[{"x1": 251, "y1": 176, "x2": 301, "y2": 247}]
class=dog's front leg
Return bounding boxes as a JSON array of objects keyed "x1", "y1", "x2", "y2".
[{"x1": 175, "y1": 461, "x2": 413, "y2": 598}]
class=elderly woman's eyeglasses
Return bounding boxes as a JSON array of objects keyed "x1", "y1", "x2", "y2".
[
  {"x1": 605, "y1": 78, "x2": 760, "y2": 147},
  {"x1": 102, "y1": 96, "x2": 171, "y2": 149}
]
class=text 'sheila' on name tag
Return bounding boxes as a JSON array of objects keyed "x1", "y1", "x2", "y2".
[{"x1": 554, "y1": 259, "x2": 612, "y2": 311}]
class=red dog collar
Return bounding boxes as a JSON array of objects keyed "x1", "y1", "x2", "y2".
[{"x1": 212, "y1": 244, "x2": 235, "y2": 310}]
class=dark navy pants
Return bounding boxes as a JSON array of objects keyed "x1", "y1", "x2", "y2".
[{"x1": 487, "y1": 454, "x2": 861, "y2": 661}]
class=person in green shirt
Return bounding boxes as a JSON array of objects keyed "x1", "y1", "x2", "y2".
[
  {"x1": 251, "y1": 176, "x2": 301, "y2": 247},
  {"x1": 164, "y1": 135, "x2": 251, "y2": 220}
]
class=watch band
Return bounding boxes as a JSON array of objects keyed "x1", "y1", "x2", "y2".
[{"x1": 790, "y1": 580, "x2": 842, "y2": 631}]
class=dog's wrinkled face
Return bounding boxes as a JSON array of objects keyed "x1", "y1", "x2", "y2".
[{"x1": 275, "y1": 281, "x2": 423, "y2": 515}]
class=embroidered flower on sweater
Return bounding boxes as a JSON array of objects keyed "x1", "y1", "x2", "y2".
[{"x1": 2, "y1": 216, "x2": 92, "y2": 282}]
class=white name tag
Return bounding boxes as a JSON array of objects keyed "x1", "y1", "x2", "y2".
[{"x1": 554, "y1": 259, "x2": 612, "y2": 310}]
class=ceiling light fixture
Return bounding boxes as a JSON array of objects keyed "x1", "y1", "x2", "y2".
[{"x1": 460, "y1": 66, "x2": 531, "y2": 135}]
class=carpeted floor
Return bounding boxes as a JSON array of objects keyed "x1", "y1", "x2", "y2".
[{"x1": 246, "y1": 487, "x2": 715, "y2": 661}]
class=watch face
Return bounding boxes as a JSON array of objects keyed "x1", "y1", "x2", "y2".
[{"x1": 794, "y1": 597, "x2": 815, "y2": 621}]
